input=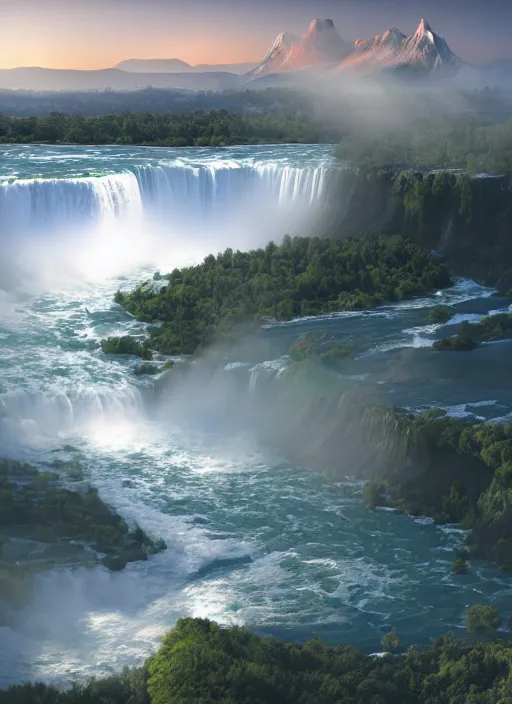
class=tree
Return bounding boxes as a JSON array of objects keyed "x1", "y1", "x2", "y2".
[
  {"x1": 381, "y1": 631, "x2": 400, "y2": 652},
  {"x1": 466, "y1": 604, "x2": 502, "y2": 632}
]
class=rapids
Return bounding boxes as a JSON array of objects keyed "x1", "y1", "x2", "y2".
[{"x1": 1, "y1": 145, "x2": 512, "y2": 687}]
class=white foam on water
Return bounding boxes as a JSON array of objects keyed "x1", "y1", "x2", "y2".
[
  {"x1": 443, "y1": 313, "x2": 485, "y2": 326},
  {"x1": 387, "y1": 279, "x2": 495, "y2": 312},
  {"x1": 487, "y1": 307, "x2": 512, "y2": 316},
  {"x1": 0, "y1": 151, "x2": 331, "y2": 296},
  {"x1": 262, "y1": 310, "x2": 391, "y2": 330},
  {"x1": 248, "y1": 356, "x2": 292, "y2": 393},
  {"x1": 406, "y1": 400, "x2": 500, "y2": 421},
  {"x1": 2, "y1": 145, "x2": 512, "y2": 687},
  {"x1": 467, "y1": 400, "x2": 498, "y2": 408},
  {"x1": 363, "y1": 333, "x2": 435, "y2": 357}
]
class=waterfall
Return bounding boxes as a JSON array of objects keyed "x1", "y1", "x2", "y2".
[
  {"x1": 0, "y1": 153, "x2": 339, "y2": 289},
  {"x1": 0, "y1": 162, "x2": 330, "y2": 234},
  {"x1": 131, "y1": 162, "x2": 329, "y2": 223},
  {"x1": 0, "y1": 386, "x2": 145, "y2": 449},
  {"x1": 0, "y1": 173, "x2": 142, "y2": 232},
  {"x1": 255, "y1": 164, "x2": 327, "y2": 205}
]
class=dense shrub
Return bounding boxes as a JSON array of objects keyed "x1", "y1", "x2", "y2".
[
  {"x1": 434, "y1": 313, "x2": 512, "y2": 351},
  {"x1": 466, "y1": 605, "x2": 502, "y2": 632},
  {"x1": 101, "y1": 336, "x2": 153, "y2": 360},
  {"x1": 428, "y1": 305, "x2": 455, "y2": 324}
]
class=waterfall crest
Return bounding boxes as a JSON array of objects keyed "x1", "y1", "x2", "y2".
[
  {"x1": 0, "y1": 173, "x2": 142, "y2": 231},
  {"x1": 0, "y1": 146, "x2": 340, "y2": 290},
  {"x1": 0, "y1": 163, "x2": 330, "y2": 232}
]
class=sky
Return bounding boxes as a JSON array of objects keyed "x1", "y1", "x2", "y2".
[{"x1": 0, "y1": 0, "x2": 511, "y2": 70}]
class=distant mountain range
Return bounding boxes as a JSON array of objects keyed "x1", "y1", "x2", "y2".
[
  {"x1": 249, "y1": 18, "x2": 460, "y2": 77},
  {"x1": 115, "y1": 59, "x2": 257, "y2": 75},
  {"x1": 0, "y1": 67, "x2": 243, "y2": 92},
  {"x1": 0, "y1": 19, "x2": 507, "y2": 93}
]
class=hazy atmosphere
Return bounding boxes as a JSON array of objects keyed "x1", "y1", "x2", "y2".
[
  {"x1": 2, "y1": 0, "x2": 512, "y2": 68},
  {"x1": 2, "y1": 0, "x2": 512, "y2": 702}
]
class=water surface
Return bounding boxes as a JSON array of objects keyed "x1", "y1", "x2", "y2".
[{"x1": 0, "y1": 144, "x2": 511, "y2": 687}]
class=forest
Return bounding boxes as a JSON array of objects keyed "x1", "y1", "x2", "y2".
[
  {"x1": 114, "y1": 235, "x2": 451, "y2": 355},
  {"x1": 4, "y1": 617, "x2": 512, "y2": 703},
  {"x1": 0, "y1": 87, "x2": 316, "y2": 117},
  {"x1": 336, "y1": 116, "x2": 512, "y2": 174},
  {"x1": 0, "y1": 110, "x2": 337, "y2": 146}
]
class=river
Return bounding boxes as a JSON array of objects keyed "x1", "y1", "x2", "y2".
[{"x1": 1, "y1": 144, "x2": 512, "y2": 687}]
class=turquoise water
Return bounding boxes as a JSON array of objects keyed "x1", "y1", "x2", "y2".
[
  {"x1": 0, "y1": 144, "x2": 335, "y2": 182},
  {"x1": 0, "y1": 145, "x2": 512, "y2": 687}
]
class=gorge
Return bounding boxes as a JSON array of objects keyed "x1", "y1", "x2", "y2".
[{"x1": 1, "y1": 143, "x2": 512, "y2": 690}]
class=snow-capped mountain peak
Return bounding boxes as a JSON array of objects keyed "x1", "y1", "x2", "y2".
[
  {"x1": 248, "y1": 32, "x2": 298, "y2": 77},
  {"x1": 381, "y1": 28, "x2": 407, "y2": 46},
  {"x1": 398, "y1": 18, "x2": 459, "y2": 70},
  {"x1": 414, "y1": 18, "x2": 435, "y2": 41},
  {"x1": 338, "y1": 18, "x2": 459, "y2": 73},
  {"x1": 265, "y1": 32, "x2": 298, "y2": 58},
  {"x1": 247, "y1": 17, "x2": 460, "y2": 80},
  {"x1": 247, "y1": 18, "x2": 350, "y2": 77}
]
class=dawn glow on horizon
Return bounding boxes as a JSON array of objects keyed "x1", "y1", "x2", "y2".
[{"x1": 1, "y1": 0, "x2": 512, "y2": 70}]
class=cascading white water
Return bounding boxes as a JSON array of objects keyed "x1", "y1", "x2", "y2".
[
  {"x1": 3, "y1": 145, "x2": 512, "y2": 689},
  {"x1": 0, "y1": 172, "x2": 145, "y2": 290},
  {"x1": 0, "y1": 154, "x2": 334, "y2": 290},
  {"x1": 0, "y1": 386, "x2": 145, "y2": 450},
  {"x1": 0, "y1": 161, "x2": 328, "y2": 235},
  {"x1": 132, "y1": 162, "x2": 329, "y2": 219},
  {"x1": 0, "y1": 173, "x2": 142, "y2": 232}
]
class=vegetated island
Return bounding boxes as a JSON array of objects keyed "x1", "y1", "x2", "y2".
[
  {"x1": 110, "y1": 232, "x2": 512, "y2": 571},
  {"x1": 433, "y1": 313, "x2": 512, "y2": 351},
  {"x1": 112, "y1": 234, "x2": 452, "y2": 355},
  {"x1": 4, "y1": 616, "x2": 512, "y2": 703},
  {"x1": 0, "y1": 110, "x2": 339, "y2": 147},
  {"x1": 0, "y1": 457, "x2": 166, "y2": 606}
]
